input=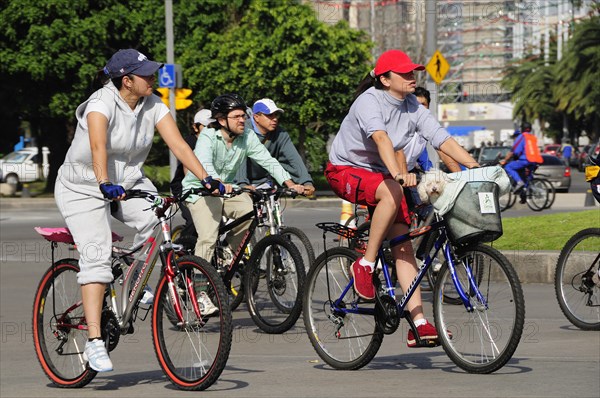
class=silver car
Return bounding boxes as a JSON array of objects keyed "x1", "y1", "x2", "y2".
[{"x1": 536, "y1": 154, "x2": 571, "y2": 193}]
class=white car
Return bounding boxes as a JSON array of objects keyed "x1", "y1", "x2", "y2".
[{"x1": 0, "y1": 147, "x2": 50, "y2": 185}]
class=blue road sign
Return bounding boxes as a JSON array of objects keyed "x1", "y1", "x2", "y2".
[{"x1": 159, "y1": 64, "x2": 176, "y2": 88}]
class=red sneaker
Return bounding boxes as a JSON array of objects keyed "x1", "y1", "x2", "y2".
[
  {"x1": 350, "y1": 258, "x2": 375, "y2": 300},
  {"x1": 407, "y1": 321, "x2": 439, "y2": 347}
]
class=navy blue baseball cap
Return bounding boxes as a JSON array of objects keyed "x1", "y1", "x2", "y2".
[{"x1": 104, "y1": 49, "x2": 163, "y2": 78}]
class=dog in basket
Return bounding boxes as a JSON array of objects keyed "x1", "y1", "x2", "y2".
[{"x1": 417, "y1": 169, "x2": 449, "y2": 204}]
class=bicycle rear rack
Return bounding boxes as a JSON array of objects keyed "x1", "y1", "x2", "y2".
[{"x1": 316, "y1": 222, "x2": 369, "y2": 240}]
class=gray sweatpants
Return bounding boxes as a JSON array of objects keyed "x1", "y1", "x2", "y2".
[{"x1": 55, "y1": 178, "x2": 157, "y2": 285}]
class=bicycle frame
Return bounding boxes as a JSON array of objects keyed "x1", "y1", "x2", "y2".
[
  {"x1": 324, "y1": 217, "x2": 487, "y2": 320},
  {"x1": 47, "y1": 192, "x2": 206, "y2": 337}
]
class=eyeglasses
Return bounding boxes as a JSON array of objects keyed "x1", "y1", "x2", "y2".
[{"x1": 227, "y1": 114, "x2": 248, "y2": 121}]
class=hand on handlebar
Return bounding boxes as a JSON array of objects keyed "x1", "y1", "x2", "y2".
[
  {"x1": 287, "y1": 183, "x2": 305, "y2": 195},
  {"x1": 303, "y1": 185, "x2": 316, "y2": 197},
  {"x1": 201, "y1": 176, "x2": 228, "y2": 195},
  {"x1": 395, "y1": 173, "x2": 417, "y2": 188},
  {"x1": 99, "y1": 182, "x2": 126, "y2": 200}
]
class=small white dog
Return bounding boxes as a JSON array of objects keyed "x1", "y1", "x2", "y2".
[{"x1": 417, "y1": 169, "x2": 448, "y2": 204}]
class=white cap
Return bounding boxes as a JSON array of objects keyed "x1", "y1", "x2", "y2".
[
  {"x1": 193, "y1": 109, "x2": 215, "y2": 126},
  {"x1": 252, "y1": 98, "x2": 284, "y2": 115}
]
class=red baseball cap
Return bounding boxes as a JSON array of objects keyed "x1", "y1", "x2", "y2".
[{"x1": 374, "y1": 50, "x2": 425, "y2": 76}]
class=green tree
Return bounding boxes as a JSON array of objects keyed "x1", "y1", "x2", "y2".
[
  {"x1": 180, "y1": 0, "x2": 372, "y2": 169},
  {"x1": 0, "y1": 0, "x2": 246, "y2": 190}
]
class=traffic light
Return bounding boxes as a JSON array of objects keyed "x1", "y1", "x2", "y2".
[
  {"x1": 175, "y1": 88, "x2": 193, "y2": 110},
  {"x1": 155, "y1": 88, "x2": 192, "y2": 110},
  {"x1": 157, "y1": 88, "x2": 170, "y2": 107}
]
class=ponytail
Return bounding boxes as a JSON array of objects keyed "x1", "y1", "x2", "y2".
[
  {"x1": 353, "y1": 70, "x2": 390, "y2": 102},
  {"x1": 92, "y1": 68, "x2": 127, "y2": 91}
]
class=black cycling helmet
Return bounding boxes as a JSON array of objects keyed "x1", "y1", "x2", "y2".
[
  {"x1": 211, "y1": 93, "x2": 247, "y2": 119},
  {"x1": 520, "y1": 121, "x2": 532, "y2": 132}
]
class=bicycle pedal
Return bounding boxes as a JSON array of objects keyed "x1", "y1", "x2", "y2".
[{"x1": 416, "y1": 339, "x2": 441, "y2": 348}]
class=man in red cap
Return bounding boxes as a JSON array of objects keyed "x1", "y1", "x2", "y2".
[{"x1": 326, "y1": 49, "x2": 478, "y2": 347}]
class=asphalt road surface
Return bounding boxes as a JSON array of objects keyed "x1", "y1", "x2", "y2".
[{"x1": 1, "y1": 202, "x2": 598, "y2": 398}]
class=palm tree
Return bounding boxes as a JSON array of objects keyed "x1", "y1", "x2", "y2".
[{"x1": 554, "y1": 13, "x2": 600, "y2": 139}]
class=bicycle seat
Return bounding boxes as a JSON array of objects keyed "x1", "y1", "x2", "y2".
[{"x1": 34, "y1": 227, "x2": 124, "y2": 244}]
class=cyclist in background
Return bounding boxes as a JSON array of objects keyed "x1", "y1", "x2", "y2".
[
  {"x1": 170, "y1": 109, "x2": 215, "y2": 239},
  {"x1": 500, "y1": 121, "x2": 543, "y2": 193},
  {"x1": 54, "y1": 49, "x2": 213, "y2": 373},
  {"x1": 559, "y1": 138, "x2": 574, "y2": 166},
  {"x1": 181, "y1": 94, "x2": 305, "y2": 262},
  {"x1": 235, "y1": 98, "x2": 315, "y2": 196}
]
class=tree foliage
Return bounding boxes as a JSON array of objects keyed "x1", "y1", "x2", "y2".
[
  {"x1": 180, "y1": 1, "x2": 371, "y2": 169},
  {"x1": 0, "y1": 0, "x2": 371, "y2": 191}
]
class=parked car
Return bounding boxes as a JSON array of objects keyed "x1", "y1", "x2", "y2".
[
  {"x1": 535, "y1": 154, "x2": 571, "y2": 193},
  {"x1": 543, "y1": 144, "x2": 561, "y2": 157},
  {"x1": 0, "y1": 147, "x2": 50, "y2": 185},
  {"x1": 579, "y1": 141, "x2": 600, "y2": 171}
]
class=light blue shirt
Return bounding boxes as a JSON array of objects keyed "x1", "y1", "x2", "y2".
[
  {"x1": 329, "y1": 87, "x2": 451, "y2": 173},
  {"x1": 182, "y1": 126, "x2": 292, "y2": 203}
]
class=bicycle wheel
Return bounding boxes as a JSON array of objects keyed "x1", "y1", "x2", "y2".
[
  {"x1": 541, "y1": 178, "x2": 556, "y2": 209},
  {"x1": 152, "y1": 255, "x2": 232, "y2": 391},
  {"x1": 498, "y1": 190, "x2": 514, "y2": 212},
  {"x1": 33, "y1": 259, "x2": 97, "y2": 388},
  {"x1": 245, "y1": 235, "x2": 305, "y2": 334},
  {"x1": 526, "y1": 178, "x2": 549, "y2": 211},
  {"x1": 303, "y1": 247, "x2": 383, "y2": 370},
  {"x1": 171, "y1": 224, "x2": 185, "y2": 243},
  {"x1": 554, "y1": 228, "x2": 600, "y2": 330},
  {"x1": 433, "y1": 244, "x2": 525, "y2": 374},
  {"x1": 280, "y1": 226, "x2": 316, "y2": 272}
]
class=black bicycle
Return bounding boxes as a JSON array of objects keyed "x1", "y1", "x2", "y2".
[{"x1": 186, "y1": 187, "x2": 306, "y2": 334}]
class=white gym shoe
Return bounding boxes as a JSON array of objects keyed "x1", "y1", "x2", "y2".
[
  {"x1": 198, "y1": 291, "x2": 219, "y2": 316},
  {"x1": 83, "y1": 339, "x2": 113, "y2": 372},
  {"x1": 140, "y1": 286, "x2": 154, "y2": 305}
]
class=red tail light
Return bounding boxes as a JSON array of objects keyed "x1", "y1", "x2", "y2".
[{"x1": 564, "y1": 167, "x2": 571, "y2": 177}]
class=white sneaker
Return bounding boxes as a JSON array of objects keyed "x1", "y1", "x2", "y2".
[
  {"x1": 512, "y1": 181, "x2": 525, "y2": 193},
  {"x1": 83, "y1": 339, "x2": 113, "y2": 372},
  {"x1": 140, "y1": 286, "x2": 154, "y2": 305},
  {"x1": 198, "y1": 291, "x2": 219, "y2": 316}
]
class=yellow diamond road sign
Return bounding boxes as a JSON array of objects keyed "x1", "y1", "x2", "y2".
[{"x1": 426, "y1": 50, "x2": 450, "y2": 85}]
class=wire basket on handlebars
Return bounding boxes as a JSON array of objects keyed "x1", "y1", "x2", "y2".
[{"x1": 443, "y1": 181, "x2": 503, "y2": 245}]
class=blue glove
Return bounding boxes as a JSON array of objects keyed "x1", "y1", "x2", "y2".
[
  {"x1": 99, "y1": 182, "x2": 126, "y2": 199},
  {"x1": 201, "y1": 176, "x2": 226, "y2": 195}
]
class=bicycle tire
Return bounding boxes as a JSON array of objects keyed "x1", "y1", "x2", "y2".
[
  {"x1": 303, "y1": 247, "x2": 383, "y2": 370},
  {"x1": 433, "y1": 244, "x2": 525, "y2": 374},
  {"x1": 541, "y1": 178, "x2": 556, "y2": 209},
  {"x1": 280, "y1": 226, "x2": 316, "y2": 272},
  {"x1": 152, "y1": 255, "x2": 232, "y2": 391},
  {"x1": 32, "y1": 259, "x2": 97, "y2": 388},
  {"x1": 498, "y1": 190, "x2": 515, "y2": 212},
  {"x1": 171, "y1": 224, "x2": 185, "y2": 243},
  {"x1": 244, "y1": 235, "x2": 305, "y2": 334},
  {"x1": 526, "y1": 178, "x2": 549, "y2": 211},
  {"x1": 554, "y1": 228, "x2": 600, "y2": 330}
]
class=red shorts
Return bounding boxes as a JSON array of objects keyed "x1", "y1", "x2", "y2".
[{"x1": 324, "y1": 162, "x2": 410, "y2": 225}]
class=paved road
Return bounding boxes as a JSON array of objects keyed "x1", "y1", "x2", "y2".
[{"x1": 1, "y1": 201, "x2": 599, "y2": 397}]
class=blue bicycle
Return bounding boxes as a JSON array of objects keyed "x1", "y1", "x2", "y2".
[{"x1": 303, "y1": 183, "x2": 525, "y2": 374}]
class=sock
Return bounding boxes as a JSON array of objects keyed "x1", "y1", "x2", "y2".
[
  {"x1": 414, "y1": 318, "x2": 427, "y2": 327},
  {"x1": 359, "y1": 258, "x2": 375, "y2": 272},
  {"x1": 88, "y1": 337, "x2": 101, "y2": 342}
]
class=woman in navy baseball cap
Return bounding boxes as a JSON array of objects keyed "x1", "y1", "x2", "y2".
[{"x1": 53, "y1": 49, "x2": 216, "y2": 373}]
